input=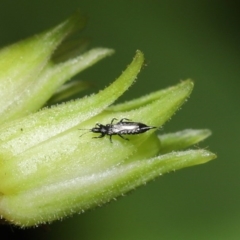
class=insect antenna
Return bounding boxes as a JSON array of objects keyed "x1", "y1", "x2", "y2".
[{"x1": 79, "y1": 128, "x2": 92, "y2": 137}]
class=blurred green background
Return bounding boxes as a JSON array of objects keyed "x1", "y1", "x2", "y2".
[{"x1": 1, "y1": 1, "x2": 239, "y2": 239}]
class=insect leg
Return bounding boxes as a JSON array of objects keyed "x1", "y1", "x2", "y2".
[
  {"x1": 109, "y1": 135, "x2": 113, "y2": 143},
  {"x1": 93, "y1": 133, "x2": 105, "y2": 139},
  {"x1": 110, "y1": 118, "x2": 118, "y2": 124},
  {"x1": 120, "y1": 118, "x2": 131, "y2": 122},
  {"x1": 117, "y1": 134, "x2": 129, "y2": 141}
]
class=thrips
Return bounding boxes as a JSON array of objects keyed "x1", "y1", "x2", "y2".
[{"x1": 80, "y1": 118, "x2": 156, "y2": 143}]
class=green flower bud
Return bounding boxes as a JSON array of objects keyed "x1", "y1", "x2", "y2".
[{"x1": 0, "y1": 14, "x2": 216, "y2": 227}]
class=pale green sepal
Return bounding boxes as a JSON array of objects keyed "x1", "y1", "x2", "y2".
[
  {"x1": 0, "y1": 13, "x2": 85, "y2": 123},
  {"x1": 159, "y1": 129, "x2": 212, "y2": 154},
  {"x1": 18, "y1": 48, "x2": 114, "y2": 113},
  {"x1": 108, "y1": 79, "x2": 193, "y2": 112},
  {"x1": 0, "y1": 150, "x2": 215, "y2": 227}
]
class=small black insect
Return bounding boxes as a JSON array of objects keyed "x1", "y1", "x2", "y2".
[{"x1": 80, "y1": 118, "x2": 156, "y2": 143}]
